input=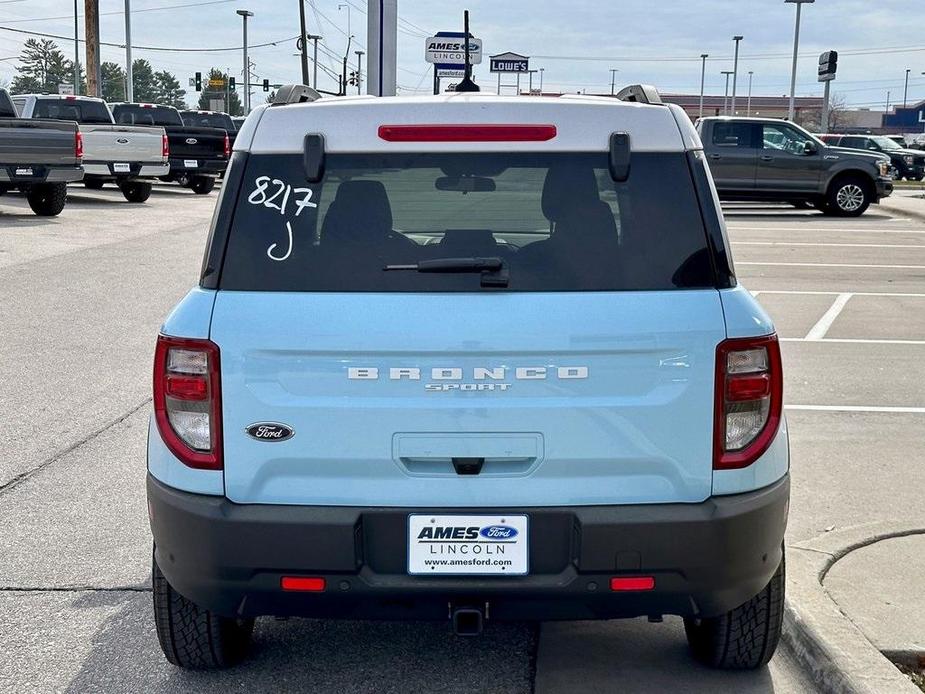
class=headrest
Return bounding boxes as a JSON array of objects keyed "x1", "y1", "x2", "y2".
[{"x1": 541, "y1": 165, "x2": 601, "y2": 222}]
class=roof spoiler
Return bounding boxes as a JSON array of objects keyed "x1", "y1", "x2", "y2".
[
  {"x1": 271, "y1": 84, "x2": 322, "y2": 106},
  {"x1": 616, "y1": 84, "x2": 663, "y2": 105}
]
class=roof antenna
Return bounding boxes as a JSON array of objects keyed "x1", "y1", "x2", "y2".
[{"x1": 454, "y1": 10, "x2": 480, "y2": 92}]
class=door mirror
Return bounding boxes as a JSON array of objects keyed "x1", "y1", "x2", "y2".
[{"x1": 803, "y1": 141, "x2": 818, "y2": 155}]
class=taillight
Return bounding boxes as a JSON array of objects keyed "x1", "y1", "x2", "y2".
[
  {"x1": 75, "y1": 131, "x2": 83, "y2": 160},
  {"x1": 153, "y1": 335, "x2": 222, "y2": 470},
  {"x1": 714, "y1": 334, "x2": 783, "y2": 470},
  {"x1": 162, "y1": 133, "x2": 169, "y2": 159},
  {"x1": 223, "y1": 133, "x2": 230, "y2": 158}
]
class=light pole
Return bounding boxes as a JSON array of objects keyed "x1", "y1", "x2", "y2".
[
  {"x1": 731, "y1": 35, "x2": 743, "y2": 115},
  {"x1": 539, "y1": 67, "x2": 544, "y2": 93},
  {"x1": 124, "y1": 0, "x2": 133, "y2": 101},
  {"x1": 903, "y1": 68, "x2": 911, "y2": 109},
  {"x1": 699, "y1": 53, "x2": 708, "y2": 118},
  {"x1": 307, "y1": 34, "x2": 322, "y2": 88},
  {"x1": 73, "y1": 0, "x2": 79, "y2": 93},
  {"x1": 747, "y1": 70, "x2": 754, "y2": 116},
  {"x1": 236, "y1": 9, "x2": 253, "y2": 112},
  {"x1": 338, "y1": 3, "x2": 351, "y2": 52},
  {"x1": 721, "y1": 71, "x2": 734, "y2": 115},
  {"x1": 785, "y1": 0, "x2": 815, "y2": 121},
  {"x1": 355, "y1": 50, "x2": 364, "y2": 94},
  {"x1": 609, "y1": 68, "x2": 618, "y2": 96}
]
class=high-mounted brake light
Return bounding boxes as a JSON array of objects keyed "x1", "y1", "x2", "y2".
[
  {"x1": 75, "y1": 131, "x2": 83, "y2": 160},
  {"x1": 153, "y1": 335, "x2": 222, "y2": 470},
  {"x1": 161, "y1": 132, "x2": 169, "y2": 159},
  {"x1": 377, "y1": 124, "x2": 557, "y2": 142},
  {"x1": 714, "y1": 334, "x2": 783, "y2": 470},
  {"x1": 223, "y1": 133, "x2": 230, "y2": 158}
]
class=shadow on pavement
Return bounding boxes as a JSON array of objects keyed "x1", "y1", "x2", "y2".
[{"x1": 63, "y1": 590, "x2": 537, "y2": 694}]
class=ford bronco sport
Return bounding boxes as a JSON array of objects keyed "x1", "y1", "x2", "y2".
[{"x1": 148, "y1": 84, "x2": 789, "y2": 671}]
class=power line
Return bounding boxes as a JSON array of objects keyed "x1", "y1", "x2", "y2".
[
  {"x1": 0, "y1": 0, "x2": 237, "y2": 24},
  {"x1": 532, "y1": 44, "x2": 925, "y2": 64}
]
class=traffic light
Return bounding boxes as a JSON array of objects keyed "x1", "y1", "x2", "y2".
[
  {"x1": 229, "y1": 76, "x2": 236, "y2": 92},
  {"x1": 347, "y1": 70, "x2": 358, "y2": 86},
  {"x1": 818, "y1": 51, "x2": 838, "y2": 82},
  {"x1": 194, "y1": 71, "x2": 202, "y2": 91},
  {"x1": 262, "y1": 79, "x2": 269, "y2": 92}
]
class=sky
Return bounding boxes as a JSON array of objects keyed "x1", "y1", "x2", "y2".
[{"x1": 0, "y1": 0, "x2": 923, "y2": 112}]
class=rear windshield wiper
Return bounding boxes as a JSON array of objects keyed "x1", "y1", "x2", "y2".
[{"x1": 384, "y1": 257, "x2": 509, "y2": 287}]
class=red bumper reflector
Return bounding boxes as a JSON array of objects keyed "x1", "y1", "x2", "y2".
[
  {"x1": 281, "y1": 576, "x2": 326, "y2": 592},
  {"x1": 610, "y1": 576, "x2": 655, "y2": 592},
  {"x1": 378, "y1": 124, "x2": 557, "y2": 142}
]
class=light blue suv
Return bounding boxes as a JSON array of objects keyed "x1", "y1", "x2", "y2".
[{"x1": 148, "y1": 85, "x2": 789, "y2": 670}]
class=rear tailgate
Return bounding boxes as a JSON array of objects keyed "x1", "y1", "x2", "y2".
[
  {"x1": 0, "y1": 119, "x2": 78, "y2": 166},
  {"x1": 166, "y1": 126, "x2": 226, "y2": 160},
  {"x1": 80, "y1": 123, "x2": 165, "y2": 164}
]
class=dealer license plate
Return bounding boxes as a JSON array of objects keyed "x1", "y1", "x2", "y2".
[
  {"x1": 407, "y1": 514, "x2": 528, "y2": 575},
  {"x1": 14, "y1": 167, "x2": 33, "y2": 177},
  {"x1": 184, "y1": 159, "x2": 198, "y2": 168},
  {"x1": 113, "y1": 162, "x2": 130, "y2": 173}
]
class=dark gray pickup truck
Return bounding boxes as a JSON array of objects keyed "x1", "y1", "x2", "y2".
[
  {"x1": 0, "y1": 88, "x2": 83, "y2": 216},
  {"x1": 697, "y1": 117, "x2": 893, "y2": 216}
]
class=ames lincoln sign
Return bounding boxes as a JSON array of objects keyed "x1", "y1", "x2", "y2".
[
  {"x1": 425, "y1": 34, "x2": 482, "y2": 66},
  {"x1": 490, "y1": 52, "x2": 529, "y2": 73}
]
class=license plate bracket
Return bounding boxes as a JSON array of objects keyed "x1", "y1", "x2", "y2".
[{"x1": 407, "y1": 514, "x2": 528, "y2": 576}]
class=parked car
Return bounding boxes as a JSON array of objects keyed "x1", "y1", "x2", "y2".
[
  {"x1": 231, "y1": 116, "x2": 246, "y2": 131},
  {"x1": 0, "y1": 88, "x2": 83, "y2": 215},
  {"x1": 110, "y1": 102, "x2": 229, "y2": 194},
  {"x1": 817, "y1": 134, "x2": 925, "y2": 182},
  {"x1": 887, "y1": 135, "x2": 908, "y2": 147},
  {"x1": 11, "y1": 94, "x2": 167, "y2": 202},
  {"x1": 148, "y1": 85, "x2": 789, "y2": 672},
  {"x1": 179, "y1": 109, "x2": 237, "y2": 149},
  {"x1": 697, "y1": 117, "x2": 893, "y2": 216}
]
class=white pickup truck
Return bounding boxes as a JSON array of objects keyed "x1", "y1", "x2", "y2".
[{"x1": 11, "y1": 94, "x2": 168, "y2": 202}]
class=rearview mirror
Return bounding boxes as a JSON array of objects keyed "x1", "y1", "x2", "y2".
[
  {"x1": 435, "y1": 176, "x2": 496, "y2": 193},
  {"x1": 803, "y1": 141, "x2": 817, "y2": 155}
]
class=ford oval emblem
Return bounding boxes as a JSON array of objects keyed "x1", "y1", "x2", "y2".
[
  {"x1": 245, "y1": 422, "x2": 294, "y2": 442},
  {"x1": 186, "y1": 137, "x2": 198, "y2": 144},
  {"x1": 116, "y1": 137, "x2": 129, "y2": 144},
  {"x1": 479, "y1": 525, "x2": 518, "y2": 540}
]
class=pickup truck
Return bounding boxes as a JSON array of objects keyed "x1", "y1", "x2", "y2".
[
  {"x1": 11, "y1": 94, "x2": 168, "y2": 203},
  {"x1": 110, "y1": 103, "x2": 229, "y2": 194},
  {"x1": 817, "y1": 134, "x2": 925, "y2": 181},
  {"x1": 0, "y1": 88, "x2": 83, "y2": 216},
  {"x1": 697, "y1": 116, "x2": 893, "y2": 216},
  {"x1": 179, "y1": 109, "x2": 237, "y2": 150}
]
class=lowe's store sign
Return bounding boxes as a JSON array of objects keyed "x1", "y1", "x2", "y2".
[{"x1": 490, "y1": 52, "x2": 530, "y2": 73}]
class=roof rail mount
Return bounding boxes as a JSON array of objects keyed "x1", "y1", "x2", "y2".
[
  {"x1": 616, "y1": 84, "x2": 663, "y2": 106},
  {"x1": 272, "y1": 84, "x2": 322, "y2": 105}
]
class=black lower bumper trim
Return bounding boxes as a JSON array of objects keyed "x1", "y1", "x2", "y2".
[{"x1": 148, "y1": 474, "x2": 789, "y2": 622}]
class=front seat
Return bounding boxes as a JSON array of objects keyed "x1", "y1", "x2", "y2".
[{"x1": 321, "y1": 180, "x2": 410, "y2": 251}]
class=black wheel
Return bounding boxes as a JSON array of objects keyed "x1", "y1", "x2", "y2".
[
  {"x1": 190, "y1": 176, "x2": 215, "y2": 195},
  {"x1": 825, "y1": 176, "x2": 872, "y2": 217},
  {"x1": 684, "y1": 552, "x2": 785, "y2": 670},
  {"x1": 119, "y1": 180, "x2": 152, "y2": 203},
  {"x1": 84, "y1": 178, "x2": 105, "y2": 190},
  {"x1": 152, "y1": 552, "x2": 254, "y2": 669},
  {"x1": 26, "y1": 183, "x2": 68, "y2": 216}
]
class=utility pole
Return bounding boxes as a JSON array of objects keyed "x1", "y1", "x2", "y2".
[
  {"x1": 341, "y1": 33, "x2": 352, "y2": 96},
  {"x1": 298, "y1": 0, "x2": 309, "y2": 86},
  {"x1": 731, "y1": 35, "x2": 743, "y2": 114},
  {"x1": 236, "y1": 9, "x2": 253, "y2": 112},
  {"x1": 355, "y1": 50, "x2": 364, "y2": 94},
  {"x1": 73, "y1": 0, "x2": 80, "y2": 93},
  {"x1": 699, "y1": 54, "x2": 708, "y2": 118},
  {"x1": 85, "y1": 0, "x2": 101, "y2": 97},
  {"x1": 609, "y1": 68, "x2": 618, "y2": 96},
  {"x1": 886, "y1": 90, "x2": 891, "y2": 113},
  {"x1": 307, "y1": 34, "x2": 322, "y2": 88},
  {"x1": 747, "y1": 71, "x2": 754, "y2": 116},
  {"x1": 903, "y1": 68, "x2": 911, "y2": 109},
  {"x1": 786, "y1": 0, "x2": 815, "y2": 121},
  {"x1": 721, "y1": 71, "x2": 734, "y2": 115},
  {"x1": 124, "y1": 0, "x2": 133, "y2": 101}
]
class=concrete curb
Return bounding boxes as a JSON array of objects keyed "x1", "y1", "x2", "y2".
[
  {"x1": 782, "y1": 522, "x2": 925, "y2": 694},
  {"x1": 878, "y1": 195, "x2": 925, "y2": 223}
]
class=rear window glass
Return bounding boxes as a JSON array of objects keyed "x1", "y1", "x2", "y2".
[
  {"x1": 218, "y1": 152, "x2": 713, "y2": 292},
  {"x1": 180, "y1": 112, "x2": 233, "y2": 130},
  {"x1": 111, "y1": 104, "x2": 182, "y2": 126},
  {"x1": 34, "y1": 99, "x2": 111, "y2": 124}
]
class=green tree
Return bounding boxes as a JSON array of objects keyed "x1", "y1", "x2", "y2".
[
  {"x1": 100, "y1": 61, "x2": 125, "y2": 102},
  {"x1": 153, "y1": 70, "x2": 186, "y2": 108},
  {"x1": 130, "y1": 58, "x2": 159, "y2": 102},
  {"x1": 196, "y1": 68, "x2": 241, "y2": 115},
  {"x1": 10, "y1": 39, "x2": 76, "y2": 95}
]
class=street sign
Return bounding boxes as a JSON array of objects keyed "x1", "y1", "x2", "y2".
[
  {"x1": 437, "y1": 68, "x2": 465, "y2": 78},
  {"x1": 818, "y1": 50, "x2": 838, "y2": 82},
  {"x1": 209, "y1": 98, "x2": 224, "y2": 112},
  {"x1": 425, "y1": 32, "x2": 482, "y2": 67},
  {"x1": 208, "y1": 78, "x2": 225, "y2": 88},
  {"x1": 489, "y1": 52, "x2": 529, "y2": 73},
  {"x1": 57, "y1": 83, "x2": 75, "y2": 95}
]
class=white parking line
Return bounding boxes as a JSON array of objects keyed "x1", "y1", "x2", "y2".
[
  {"x1": 780, "y1": 337, "x2": 925, "y2": 345},
  {"x1": 732, "y1": 241, "x2": 925, "y2": 249},
  {"x1": 786, "y1": 404, "x2": 925, "y2": 414},
  {"x1": 738, "y1": 261, "x2": 925, "y2": 269},
  {"x1": 752, "y1": 290, "x2": 925, "y2": 297},
  {"x1": 804, "y1": 293, "x2": 853, "y2": 340}
]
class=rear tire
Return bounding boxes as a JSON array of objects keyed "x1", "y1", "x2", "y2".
[
  {"x1": 119, "y1": 180, "x2": 152, "y2": 203},
  {"x1": 190, "y1": 176, "x2": 215, "y2": 195},
  {"x1": 825, "y1": 176, "x2": 872, "y2": 216},
  {"x1": 152, "y1": 552, "x2": 254, "y2": 669},
  {"x1": 26, "y1": 183, "x2": 67, "y2": 216},
  {"x1": 684, "y1": 552, "x2": 785, "y2": 670}
]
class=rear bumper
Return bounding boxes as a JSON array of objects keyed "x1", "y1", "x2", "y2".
[
  {"x1": 168, "y1": 157, "x2": 226, "y2": 176},
  {"x1": 0, "y1": 165, "x2": 83, "y2": 184},
  {"x1": 82, "y1": 161, "x2": 169, "y2": 178},
  {"x1": 148, "y1": 473, "x2": 789, "y2": 622}
]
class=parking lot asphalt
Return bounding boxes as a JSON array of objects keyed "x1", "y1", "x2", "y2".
[{"x1": 3, "y1": 186, "x2": 924, "y2": 692}]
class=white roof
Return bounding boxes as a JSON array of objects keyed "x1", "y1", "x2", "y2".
[{"x1": 238, "y1": 93, "x2": 701, "y2": 154}]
